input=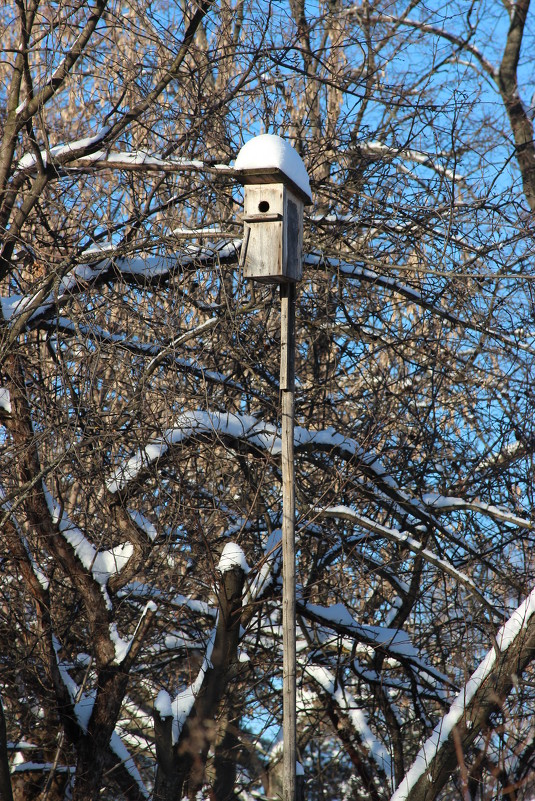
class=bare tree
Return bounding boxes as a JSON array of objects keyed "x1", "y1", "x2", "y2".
[{"x1": 2, "y1": 1, "x2": 535, "y2": 800}]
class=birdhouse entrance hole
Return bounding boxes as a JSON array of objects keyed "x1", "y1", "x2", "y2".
[{"x1": 258, "y1": 200, "x2": 270, "y2": 212}]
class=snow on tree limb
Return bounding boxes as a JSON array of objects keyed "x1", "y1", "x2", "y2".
[
  {"x1": 106, "y1": 411, "x2": 523, "y2": 611},
  {"x1": 15, "y1": 148, "x2": 234, "y2": 176},
  {"x1": 52, "y1": 640, "x2": 150, "y2": 799},
  {"x1": 44, "y1": 483, "x2": 134, "y2": 597},
  {"x1": 421, "y1": 492, "x2": 533, "y2": 530},
  {"x1": 1, "y1": 242, "x2": 239, "y2": 323},
  {"x1": 305, "y1": 254, "x2": 535, "y2": 358},
  {"x1": 218, "y1": 542, "x2": 250, "y2": 574},
  {"x1": 106, "y1": 410, "x2": 280, "y2": 493},
  {"x1": 244, "y1": 529, "x2": 283, "y2": 607},
  {"x1": 299, "y1": 602, "x2": 454, "y2": 694},
  {"x1": 319, "y1": 505, "x2": 506, "y2": 620},
  {"x1": 390, "y1": 586, "x2": 535, "y2": 801},
  {"x1": 305, "y1": 663, "x2": 393, "y2": 786},
  {"x1": 153, "y1": 551, "x2": 246, "y2": 798},
  {"x1": 106, "y1": 410, "x2": 405, "y2": 496},
  {"x1": 355, "y1": 141, "x2": 469, "y2": 187}
]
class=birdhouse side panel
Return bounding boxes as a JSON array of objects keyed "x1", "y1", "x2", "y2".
[{"x1": 284, "y1": 193, "x2": 303, "y2": 282}]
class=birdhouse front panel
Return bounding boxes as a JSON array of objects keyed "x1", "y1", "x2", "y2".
[
  {"x1": 242, "y1": 185, "x2": 284, "y2": 282},
  {"x1": 241, "y1": 183, "x2": 303, "y2": 283}
]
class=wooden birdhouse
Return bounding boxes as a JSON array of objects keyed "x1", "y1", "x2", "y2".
[{"x1": 235, "y1": 136, "x2": 312, "y2": 283}]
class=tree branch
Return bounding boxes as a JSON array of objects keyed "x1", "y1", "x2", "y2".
[
  {"x1": 390, "y1": 589, "x2": 535, "y2": 801},
  {"x1": 0, "y1": 694, "x2": 14, "y2": 801},
  {"x1": 496, "y1": 0, "x2": 535, "y2": 210}
]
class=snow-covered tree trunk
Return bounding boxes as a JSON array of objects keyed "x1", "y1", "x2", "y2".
[
  {"x1": 393, "y1": 593, "x2": 535, "y2": 801},
  {"x1": 154, "y1": 557, "x2": 247, "y2": 801}
]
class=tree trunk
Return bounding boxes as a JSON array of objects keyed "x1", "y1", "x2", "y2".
[
  {"x1": 394, "y1": 607, "x2": 535, "y2": 801},
  {"x1": 154, "y1": 563, "x2": 246, "y2": 801}
]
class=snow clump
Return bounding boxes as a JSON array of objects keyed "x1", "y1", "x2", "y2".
[
  {"x1": 235, "y1": 134, "x2": 312, "y2": 201},
  {"x1": 217, "y1": 542, "x2": 250, "y2": 574}
]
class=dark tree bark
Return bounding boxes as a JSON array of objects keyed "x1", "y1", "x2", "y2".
[
  {"x1": 497, "y1": 0, "x2": 535, "y2": 211},
  {"x1": 396, "y1": 611, "x2": 535, "y2": 801},
  {"x1": 153, "y1": 563, "x2": 246, "y2": 801},
  {"x1": 0, "y1": 695, "x2": 14, "y2": 801}
]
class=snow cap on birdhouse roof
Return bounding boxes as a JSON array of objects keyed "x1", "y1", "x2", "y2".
[{"x1": 235, "y1": 134, "x2": 312, "y2": 204}]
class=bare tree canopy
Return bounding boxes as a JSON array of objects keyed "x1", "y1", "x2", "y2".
[{"x1": 2, "y1": 1, "x2": 535, "y2": 800}]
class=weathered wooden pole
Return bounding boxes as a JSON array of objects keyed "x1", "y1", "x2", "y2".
[
  {"x1": 280, "y1": 280, "x2": 296, "y2": 801},
  {"x1": 235, "y1": 134, "x2": 311, "y2": 801}
]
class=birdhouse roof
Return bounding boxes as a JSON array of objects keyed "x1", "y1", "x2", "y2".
[{"x1": 235, "y1": 134, "x2": 312, "y2": 204}]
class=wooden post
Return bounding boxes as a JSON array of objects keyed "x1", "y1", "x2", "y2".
[
  {"x1": 280, "y1": 281, "x2": 296, "y2": 801},
  {"x1": 235, "y1": 135, "x2": 311, "y2": 801}
]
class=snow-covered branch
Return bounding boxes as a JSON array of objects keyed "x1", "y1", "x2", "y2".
[
  {"x1": 356, "y1": 141, "x2": 469, "y2": 187},
  {"x1": 52, "y1": 640, "x2": 150, "y2": 799},
  {"x1": 421, "y1": 492, "x2": 533, "y2": 530},
  {"x1": 305, "y1": 254, "x2": 535, "y2": 358},
  {"x1": 44, "y1": 484, "x2": 135, "y2": 606},
  {"x1": 16, "y1": 147, "x2": 235, "y2": 178},
  {"x1": 305, "y1": 663, "x2": 393, "y2": 787},
  {"x1": 106, "y1": 408, "x2": 522, "y2": 591},
  {"x1": 318, "y1": 506, "x2": 499, "y2": 619},
  {"x1": 390, "y1": 586, "x2": 535, "y2": 801},
  {"x1": 153, "y1": 545, "x2": 247, "y2": 798},
  {"x1": 300, "y1": 602, "x2": 454, "y2": 694}
]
